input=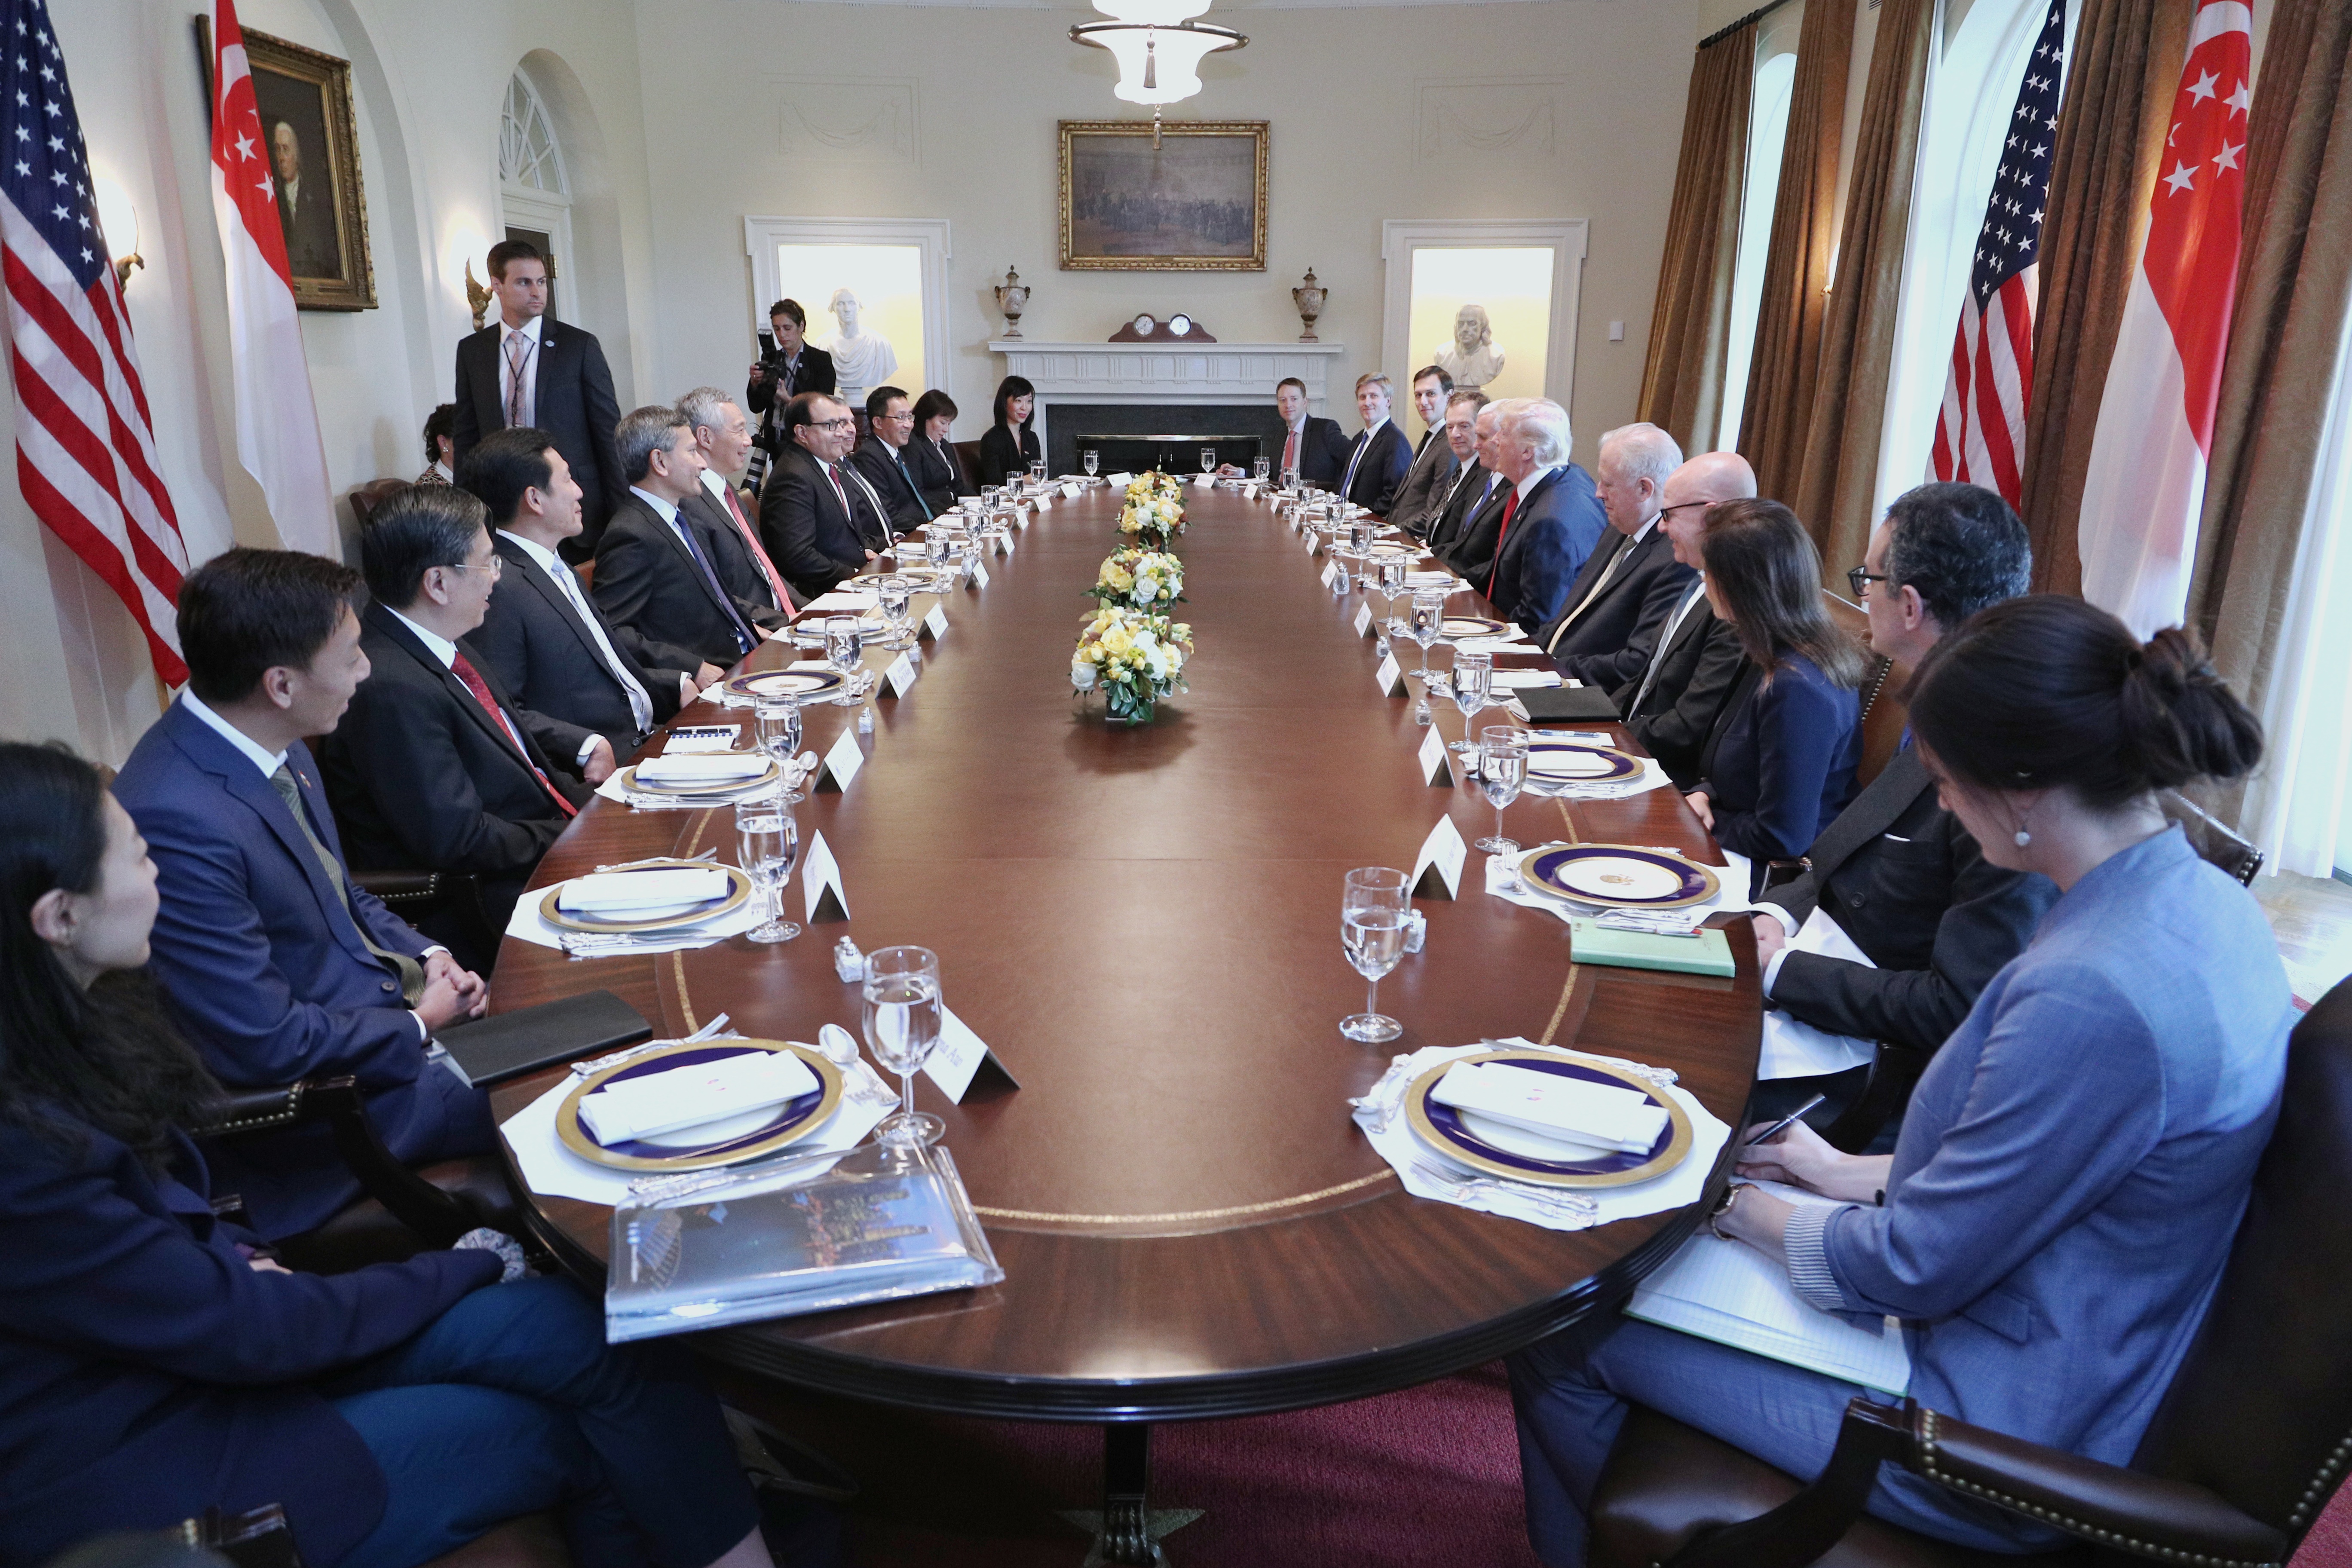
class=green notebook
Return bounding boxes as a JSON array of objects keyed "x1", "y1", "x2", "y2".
[{"x1": 1569, "y1": 920, "x2": 1736, "y2": 977}]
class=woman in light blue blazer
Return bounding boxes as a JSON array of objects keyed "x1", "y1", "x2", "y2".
[{"x1": 1510, "y1": 596, "x2": 2292, "y2": 1565}]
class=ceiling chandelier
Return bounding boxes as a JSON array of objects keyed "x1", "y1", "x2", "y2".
[{"x1": 1069, "y1": 0, "x2": 1246, "y2": 143}]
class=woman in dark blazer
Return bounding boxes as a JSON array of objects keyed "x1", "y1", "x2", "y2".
[
  {"x1": 0, "y1": 744, "x2": 810, "y2": 1568},
  {"x1": 1684, "y1": 499, "x2": 1865, "y2": 894},
  {"x1": 976, "y1": 375, "x2": 1041, "y2": 485},
  {"x1": 906, "y1": 387, "x2": 968, "y2": 512}
]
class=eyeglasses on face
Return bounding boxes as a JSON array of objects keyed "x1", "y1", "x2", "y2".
[
  {"x1": 815, "y1": 417, "x2": 856, "y2": 432},
  {"x1": 1847, "y1": 566, "x2": 1890, "y2": 598},
  {"x1": 446, "y1": 554, "x2": 504, "y2": 579}
]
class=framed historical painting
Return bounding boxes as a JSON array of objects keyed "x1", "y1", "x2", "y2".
[
  {"x1": 196, "y1": 20, "x2": 377, "y2": 310},
  {"x1": 1059, "y1": 121, "x2": 1268, "y2": 272}
]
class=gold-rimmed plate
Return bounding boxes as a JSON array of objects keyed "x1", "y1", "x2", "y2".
[
  {"x1": 1525, "y1": 739, "x2": 1644, "y2": 783},
  {"x1": 539, "y1": 861, "x2": 753, "y2": 934},
  {"x1": 1406, "y1": 1049, "x2": 1691, "y2": 1189},
  {"x1": 1443, "y1": 615, "x2": 1511, "y2": 639},
  {"x1": 616, "y1": 757, "x2": 781, "y2": 799},
  {"x1": 556, "y1": 1039, "x2": 842, "y2": 1172},
  {"x1": 1514, "y1": 844, "x2": 1721, "y2": 910},
  {"x1": 724, "y1": 668, "x2": 847, "y2": 702}
]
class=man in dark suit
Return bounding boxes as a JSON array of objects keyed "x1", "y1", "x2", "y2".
[
  {"x1": 851, "y1": 385, "x2": 936, "y2": 532},
  {"x1": 1749, "y1": 482, "x2": 2055, "y2": 1110},
  {"x1": 450, "y1": 239, "x2": 624, "y2": 561},
  {"x1": 1271, "y1": 375, "x2": 1350, "y2": 487},
  {"x1": 1611, "y1": 451, "x2": 1758, "y2": 784},
  {"x1": 1387, "y1": 366, "x2": 1461, "y2": 536},
  {"x1": 1336, "y1": 373, "x2": 1415, "y2": 517},
  {"x1": 463, "y1": 427, "x2": 717, "y2": 766},
  {"x1": 113, "y1": 549, "x2": 493, "y2": 1240},
  {"x1": 677, "y1": 386, "x2": 798, "y2": 623},
  {"x1": 1537, "y1": 422, "x2": 1697, "y2": 691},
  {"x1": 746, "y1": 297, "x2": 836, "y2": 457},
  {"x1": 1474, "y1": 398, "x2": 1607, "y2": 634},
  {"x1": 1425, "y1": 393, "x2": 1497, "y2": 561},
  {"x1": 759, "y1": 391, "x2": 891, "y2": 601},
  {"x1": 322, "y1": 487, "x2": 593, "y2": 963},
  {"x1": 594, "y1": 406, "x2": 773, "y2": 671}
]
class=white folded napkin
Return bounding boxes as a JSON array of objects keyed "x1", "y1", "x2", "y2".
[
  {"x1": 1491, "y1": 669, "x2": 1565, "y2": 690},
  {"x1": 577, "y1": 1051, "x2": 820, "y2": 1143},
  {"x1": 633, "y1": 753, "x2": 771, "y2": 786},
  {"x1": 1106, "y1": 472, "x2": 1134, "y2": 487},
  {"x1": 803, "y1": 589, "x2": 880, "y2": 614},
  {"x1": 1405, "y1": 572, "x2": 1468, "y2": 593},
  {"x1": 557, "y1": 867, "x2": 729, "y2": 914},
  {"x1": 1431, "y1": 1060, "x2": 1670, "y2": 1155}
]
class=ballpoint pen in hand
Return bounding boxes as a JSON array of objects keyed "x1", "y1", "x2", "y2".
[{"x1": 1739, "y1": 1093, "x2": 1828, "y2": 1151}]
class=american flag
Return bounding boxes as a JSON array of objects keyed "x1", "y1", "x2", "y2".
[
  {"x1": 2, "y1": 0, "x2": 188, "y2": 684},
  {"x1": 1929, "y1": 1, "x2": 2068, "y2": 508}
]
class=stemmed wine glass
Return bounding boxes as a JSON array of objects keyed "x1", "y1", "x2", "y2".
[
  {"x1": 875, "y1": 574, "x2": 915, "y2": 651},
  {"x1": 1374, "y1": 554, "x2": 1408, "y2": 653},
  {"x1": 862, "y1": 945, "x2": 944, "y2": 1148},
  {"x1": 824, "y1": 615, "x2": 865, "y2": 705},
  {"x1": 752, "y1": 693, "x2": 805, "y2": 804},
  {"x1": 1409, "y1": 585, "x2": 1447, "y2": 681},
  {"x1": 1084, "y1": 450, "x2": 1100, "y2": 479},
  {"x1": 734, "y1": 796, "x2": 801, "y2": 943},
  {"x1": 1200, "y1": 447, "x2": 1218, "y2": 480},
  {"x1": 1340, "y1": 867, "x2": 1411, "y2": 1044},
  {"x1": 1449, "y1": 651, "x2": 1492, "y2": 764},
  {"x1": 1478, "y1": 726, "x2": 1528, "y2": 855},
  {"x1": 1348, "y1": 518, "x2": 1375, "y2": 586}
]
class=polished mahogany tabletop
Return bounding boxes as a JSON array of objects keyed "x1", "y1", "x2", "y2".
[{"x1": 490, "y1": 485, "x2": 1761, "y2": 1422}]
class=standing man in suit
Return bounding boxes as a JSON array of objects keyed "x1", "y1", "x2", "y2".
[
  {"x1": 112, "y1": 549, "x2": 492, "y2": 1240},
  {"x1": 851, "y1": 386, "x2": 935, "y2": 533},
  {"x1": 759, "y1": 391, "x2": 891, "y2": 601},
  {"x1": 1536, "y1": 422, "x2": 1695, "y2": 690},
  {"x1": 676, "y1": 387, "x2": 798, "y2": 624},
  {"x1": 1271, "y1": 376, "x2": 1349, "y2": 488},
  {"x1": 1477, "y1": 399, "x2": 1607, "y2": 635},
  {"x1": 1422, "y1": 391, "x2": 1493, "y2": 557},
  {"x1": 594, "y1": 407, "x2": 772, "y2": 672},
  {"x1": 464, "y1": 427, "x2": 719, "y2": 766},
  {"x1": 1748, "y1": 483, "x2": 2055, "y2": 1118},
  {"x1": 1336, "y1": 373, "x2": 1415, "y2": 517},
  {"x1": 1386, "y1": 366, "x2": 1459, "y2": 536},
  {"x1": 745, "y1": 298, "x2": 836, "y2": 457},
  {"x1": 450, "y1": 240, "x2": 624, "y2": 561},
  {"x1": 1613, "y1": 450, "x2": 1758, "y2": 783},
  {"x1": 322, "y1": 487, "x2": 593, "y2": 962}
]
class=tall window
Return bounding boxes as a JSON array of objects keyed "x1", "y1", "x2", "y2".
[
  {"x1": 499, "y1": 70, "x2": 574, "y2": 319},
  {"x1": 1719, "y1": 46, "x2": 1799, "y2": 453}
]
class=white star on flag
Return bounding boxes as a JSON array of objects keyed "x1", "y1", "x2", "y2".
[
  {"x1": 2186, "y1": 68, "x2": 2218, "y2": 103},
  {"x1": 2213, "y1": 141, "x2": 2242, "y2": 173},
  {"x1": 2164, "y1": 161, "x2": 2197, "y2": 195}
]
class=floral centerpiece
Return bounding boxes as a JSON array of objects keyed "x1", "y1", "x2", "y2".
[
  {"x1": 1118, "y1": 471, "x2": 1188, "y2": 549},
  {"x1": 1086, "y1": 548, "x2": 1185, "y2": 612},
  {"x1": 1071, "y1": 605, "x2": 1191, "y2": 723}
]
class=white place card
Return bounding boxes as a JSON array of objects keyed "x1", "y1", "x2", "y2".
[
  {"x1": 923, "y1": 605, "x2": 948, "y2": 640},
  {"x1": 1411, "y1": 814, "x2": 1470, "y2": 900},
  {"x1": 1106, "y1": 472, "x2": 1133, "y2": 487},
  {"x1": 923, "y1": 1006, "x2": 1022, "y2": 1102},
  {"x1": 970, "y1": 559, "x2": 991, "y2": 588},
  {"x1": 1353, "y1": 602, "x2": 1375, "y2": 638},
  {"x1": 1418, "y1": 726, "x2": 1456, "y2": 787},
  {"x1": 1193, "y1": 473, "x2": 1216, "y2": 489},
  {"x1": 995, "y1": 531, "x2": 1015, "y2": 555},
  {"x1": 801, "y1": 830, "x2": 850, "y2": 924},
  {"x1": 882, "y1": 653, "x2": 918, "y2": 698},
  {"x1": 1062, "y1": 481, "x2": 1081, "y2": 499},
  {"x1": 1304, "y1": 531, "x2": 1319, "y2": 556},
  {"x1": 1243, "y1": 481, "x2": 1262, "y2": 501},
  {"x1": 812, "y1": 728, "x2": 864, "y2": 793},
  {"x1": 1375, "y1": 652, "x2": 1408, "y2": 698},
  {"x1": 1320, "y1": 559, "x2": 1341, "y2": 588}
]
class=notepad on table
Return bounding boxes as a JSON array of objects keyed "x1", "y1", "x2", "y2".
[{"x1": 632, "y1": 753, "x2": 771, "y2": 787}]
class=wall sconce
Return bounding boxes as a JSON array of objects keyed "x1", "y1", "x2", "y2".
[{"x1": 94, "y1": 178, "x2": 143, "y2": 291}]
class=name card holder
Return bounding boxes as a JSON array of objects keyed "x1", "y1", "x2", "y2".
[
  {"x1": 801, "y1": 830, "x2": 851, "y2": 924},
  {"x1": 969, "y1": 559, "x2": 991, "y2": 589},
  {"x1": 812, "y1": 728, "x2": 865, "y2": 793},
  {"x1": 1375, "y1": 652, "x2": 1409, "y2": 698},
  {"x1": 924, "y1": 1006, "x2": 1023, "y2": 1102},
  {"x1": 882, "y1": 653, "x2": 918, "y2": 698},
  {"x1": 1061, "y1": 481, "x2": 1082, "y2": 500},
  {"x1": 1353, "y1": 602, "x2": 1375, "y2": 638},
  {"x1": 1320, "y1": 559, "x2": 1341, "y2": 589},
  {"x1": 1304, "y1": 531, "x2": 1320, "y2": 557},
  {"x1": 1410, "y1": 814, "x2": 1469, "y2": 900},
  {"x1": 922, "y1": 605, "x2": 948, "y2": 640},
  {"x1": 1418, "y1": 727, "x2": 1456, "y2": 787},
  {"x1": 1106, "y1": 472, "x2": 1134, "y2": 488},
  {"x1": 995, "y1": 530, "x2": 1016, "y2": 556}
]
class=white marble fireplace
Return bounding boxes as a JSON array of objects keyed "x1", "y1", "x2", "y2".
[{"x1": 986, "y1": 339, "x2": 1348, "y2": 464}]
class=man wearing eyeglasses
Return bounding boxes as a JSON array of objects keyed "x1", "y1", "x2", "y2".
[
  {"x1": 849, "y1": 386, "x2": 935, "y2": 533},
  {"x1": 759, "y1": 391, "x2": 893, "y2": 601},
  {"x1": 322, "y1": 484, "x2": 594, "y2": 963},
  {"x1": 1610, "y1": 451, "x2": 1757, "y2": 784}
]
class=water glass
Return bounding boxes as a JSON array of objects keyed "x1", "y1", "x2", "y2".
[
  {"x1": 1340, "y1": 867, "x2": 1411, "y2": 1044},
  {"x1": 862, "y1": 945, "x2": 945, "y2": 1148},
  {"x1": 1030, "y1": 458, "x2": 1047, "y2": 486},
  {"x1": 734, "y1": 797, "x2": 801, "y2": 943},
  {"x1": 824, "y1": 615, "x2": 864, "y2": 704},
  {"x1": 1084, "y1": 449, "x2": 1100, "y2": 478},
  {"x1": 1375, "y1": 554, "x2": 1409, "y2": 647},
  {"x1": 1253, "y1": 456, "x2": 1271, "y2": 482},
  {"x1": 876, "y1": 574, "x2": 914, "y2": 649},
  {"x1": 1282, "y1": 465, "x2": 1300, "y2": 493},
  {"x1": 1200, "y1": 447, "x2": 1218, "y2": 478},
  {"x1": 752, "y1": 693, "x2": 805, "y2": 803},
  {"x1": 1449, "y1": 652, "x2": 1491, "y2": 761},
  {"x1": 1478, "y1": 726, "x2": 1528, "y2": 855},
  {"x1": 1409, "y1": 588, "x2": 1447, "y2": 681}
]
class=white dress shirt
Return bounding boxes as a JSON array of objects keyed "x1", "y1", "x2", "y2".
[
  {"x1": 499, "y1": 315, "x2": 545, "y2": 429},
  {"x1": 499, "y1": 528, "x2": 655, "y2": 745}
]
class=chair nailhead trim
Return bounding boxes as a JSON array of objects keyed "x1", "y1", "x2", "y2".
[{"x1": 2287, "y1": 1431, "x2": 2352, "y2": 1530}]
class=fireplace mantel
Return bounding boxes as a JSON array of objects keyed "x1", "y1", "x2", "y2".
[{"x1": 986, "y1": 339, "x2": 1347, "y2": 454}]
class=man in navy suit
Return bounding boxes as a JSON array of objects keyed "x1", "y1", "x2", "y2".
[
  {"x1": 1536, "y1": 421, "x2": 1697, "y2": 690},
  {"x1": 450, "y1": 239, "x2": 624, "y2": 561},
  {"x1": 1477, "y1": 398, "x2": 1608, "y2": 634},
  {"x1": 1336, "y1": 372, "x2": 1415, "y2": 517},
  {"x1": 758, "y1": 391, "x2": 891, "y2": 601},
  {"x1": 1271, "y1": 375, "x2": 1350, "y2": 488},
  {"x1": 595, "y1": 406, "x2": 776, "y2": 670},
  {"x1": 113, "y1": 549, "x2": 493, "y2": 1240},
  {"x1": 850, "y1": 385, "x2": 937, "y2": 533}
]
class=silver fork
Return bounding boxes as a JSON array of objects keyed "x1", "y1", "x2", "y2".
[
  {"x1": 1410, "y1": 1156, "x2": 1599, "y2": 1220},
  {"x1": 569, "y1": 1014, "x2": 734, "y2": 1078},
  {"x1": 593, "y1": 848, "x2": 718, "y2": 874}
]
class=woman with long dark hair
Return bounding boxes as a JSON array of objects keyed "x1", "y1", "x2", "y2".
[
  {"x1": 906, "y1": 387, "x2": 967, "y2": 513},
  {"x1": 1684, "y1": 498, "x2": 1868, "y2": 892},
  {"x1": 0, "y1": 744, "x2": 822, "y2": 1568},
  {"x1": 976, "y1": 374, "x2": 1039, "y2": 485},
  {"x1": 1511, "y1": 598, "x2": 2291, "y2": 1565}
]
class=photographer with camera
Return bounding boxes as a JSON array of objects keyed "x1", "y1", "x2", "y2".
[{"x1": 745, "y1": 299, "x2": 836, "y2": 458}]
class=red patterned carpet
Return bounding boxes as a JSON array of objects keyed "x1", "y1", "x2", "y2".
[{"x1": 719, "y1": 1362, "x2": 2352, "y2": 1566}]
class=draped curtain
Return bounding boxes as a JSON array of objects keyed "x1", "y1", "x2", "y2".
[
  {"x1": 1638, "y1": 23, "x2": 1757, "y2": 457},
  {"x1": 1787, "y1": 0, "x2": 1935, "y2": 582},
  {"x1": 1736, "y1": 0, "x2": 1856, "y2": 502}
]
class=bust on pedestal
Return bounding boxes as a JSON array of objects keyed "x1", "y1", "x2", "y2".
[
  {"x1": 1433, "y1": 303, "x2": 1505, "y2": 393},
  {"x1": 825, "y1": 288, "x2": 900, "y2": 406}
]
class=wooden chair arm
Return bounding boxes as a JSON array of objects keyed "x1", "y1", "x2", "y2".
[{"x1": 190, "y1": 1077, "x2": 481, "y2": 1246}]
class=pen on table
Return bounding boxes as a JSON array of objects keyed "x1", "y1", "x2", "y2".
[{"x1": 1739, "y1": 1093, "x2": 1828, "y2": 1151}]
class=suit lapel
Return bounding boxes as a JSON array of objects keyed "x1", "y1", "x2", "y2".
[
  {"x1": 643, "y1": 496, "x2": 738, "y2": 622},
  {"x1": 502, "y1": 538, "x2": 609, "y2": 670},
  {"x1": 368, "y1": 603, "x2": 534, "y2": 770},
  {"x1": 1803, "y1": 744, "x2": 1931, "y2": 883}
]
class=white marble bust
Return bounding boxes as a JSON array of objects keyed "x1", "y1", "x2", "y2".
[
  {"x1": 824, "y1": 288, "x2": 899, "y2": 403},
  {"x1": 1433, "y1": 303, "x2": 1506, "y2": 392}
]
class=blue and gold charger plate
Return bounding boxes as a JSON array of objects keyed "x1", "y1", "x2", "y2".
[
  {"x1": 1524, "y1": 738, "x2": 1644, "y2": 785},
  {"x1": 556, "y1": 1039, "x2": 843, "y2": 1173},
  {"x1": 1405, "y1": 1049, "x2": 1691, "y2": 1189},
  {"x1": 1515, "y1": 843, "x2": 1719, "y2": 910},
  {"x1": 724, "y1": 668, "x2": 846, "y2": 702}
]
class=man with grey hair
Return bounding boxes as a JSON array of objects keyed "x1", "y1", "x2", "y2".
[
  {"x1": 1432, "y1": 397, "x2": 1511, "y2": 580},
  {"x1": 1469, "y1": 398, "x2": 1606, "y2": 634},
  {"x1": 1535, "y1": 421, "x2": 1695, "y2": 689},
  {"x1": 592, "y1": 405, "x2": 767, "y2": 670},
  {"x1": 677, "y1": 386, "x2": 796, "y2": 621}
]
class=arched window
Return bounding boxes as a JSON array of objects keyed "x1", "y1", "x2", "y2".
[{"x1": 497, "y1": 69, "x2": 575, "y2": 316}]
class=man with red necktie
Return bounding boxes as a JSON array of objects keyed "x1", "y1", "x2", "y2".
[
  {"x1": 1271, "y1": 375, "x2": 1350, "y2": 488},
  {"x1": 677, "y1": 386, "x2": 802, "y2": 620}
]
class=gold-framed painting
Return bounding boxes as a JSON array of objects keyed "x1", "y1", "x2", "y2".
[
  {"x1": 1059, "y1": 121, "x2": 1267, "y2": 272},
  {"x1": 196, "y1": 20, "x2": 377, "y2": 311}
]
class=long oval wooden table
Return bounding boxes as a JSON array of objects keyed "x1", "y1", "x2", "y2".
[{"x1": 490, "y1": 485, "x2": 1761, "y2": 1558}]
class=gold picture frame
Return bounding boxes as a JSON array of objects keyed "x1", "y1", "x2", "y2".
[
  {"x1": 1059, "y1": 120, "x2": 1268, "y2": 272},
  {"x1": 196, "y1": 20, "x2": 377, "y2": 311}
]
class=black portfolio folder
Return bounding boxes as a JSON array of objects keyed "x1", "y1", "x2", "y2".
[{"x1": 434, "y1": 990, "x2": 654, "y2": 1088}]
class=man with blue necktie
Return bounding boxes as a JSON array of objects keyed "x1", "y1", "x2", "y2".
[
  {"x1": 1336, "y1": 372, "x2": 1415, "y2": 517},
  {"x1": 593, "y1": 407, "x2": 771, "y2": 672},
  {"x1": 850, "y1": 386, "x2": 936, "y2": 533}
]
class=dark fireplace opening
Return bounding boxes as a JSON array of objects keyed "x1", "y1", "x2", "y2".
[{"x1": 1046, "y1": 403, "x2": 1286, "y2": 478}]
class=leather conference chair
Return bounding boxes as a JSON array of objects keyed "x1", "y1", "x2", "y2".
[
  {"x1": 2159, "y1": 789, "x2": 2264, "y2": 886},
  {"x1": 168, "y1": 1502, "x2": 567, "y2": 1568},
  {"x1": 1584, "y1": 971, "x2": 2352, "y2": 1568},
  {"x1": 954, "y1": 439, "x2": 987, "y2": 484},
  {"x1": 348, "y1": 477, "x2": 414, "y2": 533}
]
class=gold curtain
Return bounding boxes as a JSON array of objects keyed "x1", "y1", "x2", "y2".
[
  {"x1": 1787, "y1": 0, "x2": 1935, "y2": 582},
  {"x1": 2186, "y1": 0, "x2": 2352, "y2": 710},
  {"x1": 1736, "y1": 0, "x2": 1856, "y2": 501},
  {"x1": 1638, "y1": 23, "x2": 1757, "y2": 456},
  {"x1": 2015, "y1": 0, "x2": 2196, "y2": 594}
]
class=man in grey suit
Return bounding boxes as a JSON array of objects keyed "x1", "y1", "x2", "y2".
[
  {"x1": 677, "y1": 387, "x2": 797, "y2": 624},
  {"x1": 1535, "y1": 423, "x2": 1695, "y2": 692},
  {"x1": 1611, "y1": 451, "x2": 1756, "y2": 784},
  {"x1": 1748, "y1": 482, "x2": 2056, "y2": 1122},
  {"x1": 592, "y1": 407, "x2": 769, "y2": 671},
  {"x1": 1421, "y1": 390, "x2": 1491, "y2": 557},
  {"x1": 1385, "y1": 366, "x2": 1459, "y2": 537}
]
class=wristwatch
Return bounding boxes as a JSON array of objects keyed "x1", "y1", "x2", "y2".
[{"x1": 1709, "y1": 1182, "x2": 1750, "y2": 1241}]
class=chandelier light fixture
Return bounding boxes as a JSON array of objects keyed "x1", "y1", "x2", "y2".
[{"x1": 1070, "y1": 0, "x2": 1246, "y2": 143}]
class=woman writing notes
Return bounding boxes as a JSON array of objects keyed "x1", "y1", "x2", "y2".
[
  {"x1": 1509, "y1": 597, "x2": 2293, "y2": 1564},
  {"x1": 977, "y1": 375, "x2": 1041, "y2": 486}
]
